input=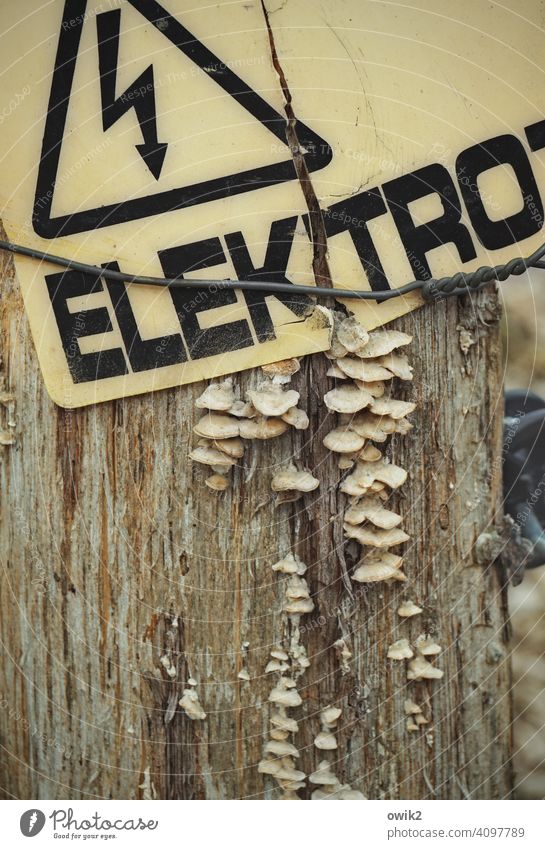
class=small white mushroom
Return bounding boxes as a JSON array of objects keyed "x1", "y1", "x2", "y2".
[
  {"x1": 281, "y1": 406, "x2": 309, "y2": 430},
  {"x1": 324, "y1": 385, "x2": 374, "y2": 414},
  {"x1": 338, "y1": 455, "x2": 356, "y2": 470},
  {"x1": 341, "y1": 459, "x2": 408, "y2": 495},
  {"x1": 205, "y1": 474, "x2": 229, "y2": 492},
  {"x1": 336, "y1": 787, "x2": 366, "y2": 800},
  {"x1": 376, "y1": 352, "x2": 414, "y2": 380},
  {"x1": 238, "y1": 417, "x2": 289, "y2": 440},
  {"x1": 314, "y1": 731, "x2": 338, "y2": 750},
  {"x1": 369, "y1": 398, "x2": 416, "y2": 419},
  {"x1": 264, "y1": 740, "x2": 300, "y2": 758},
  {"x1": 323, "y1": 427, "x2": 365, "y2": 454},
  {"x1": 394, "y1": 417, "x2": 413, "y2": 435},
  {"x1": 285, "y1": 575, "x2": 311, "y2": 600},
  {"x1": 407, "y1": 718, "x2": 419, "y2": 732},
  {"x1": 321, "y1": 706, "x2": 342, "y2": 726},
  {"x1": 179, "y1": 688, "x2": 206, "y2": 720},
  {"x1": 195, "y1": 378, "x2": 236, "y2": 411},
  {"x1": 194, "y1": 414, "x2": 240, "y2": 440},
  {"x1": 229, "y1": 399, "x2": 256, "y2": 418},
  {"x1": 269, "y1": 684, "x2": 303, "y2": 707},
  {"x1": 352, "y1": 551, "x2": 406, "y2": 583},
  {"x1": 270, "y1": 648, "x2": 289, "y2": 661},
  {"x1": 309, "y1": 760, "x2": 340, "y2": 786},
  {"x1": 275, "y1": 764, "x2": 306, "y2": 782},
  {"x1": 265, "y1": 659, "x2": 289, "y2": 674},
  {"x1": 212, "y1": 437, "x2": 245, "y2": 458},
  {"x1": 343, "y1": 523, "x2": 410, "y2": 548},
  {"x1": 348, "y1": 414, "x2": 390, "y2": 443},
  {"x1": 397, "y1": 600, "x2": 423, "y2": 618},
  {"x1": 407, "y1": 656, "x2": 444, "y2": 681},
  {"x1": 271, "y1": 713, "x2": 299, "y2": 733},
  {"x1": 189, "y1": 445, "x2": 237, "y2": 468},
  {"x1": 271, "y1": 553, "x2": 306, "y2": 574},
  {"x1": 404, "y1": 699, "x2": 422, "y2": 716},
  {"x1": 415, "y1": 635, "x2": 442, "y2": 656},
  {"x1": 271, "y1": 463, "x2": 319, "y2": 493},
  {"x1": 336, "y1": 357, "x2": 393, "y2": 382},
  {"x1": 359, "y1": 444, "x2": 382, "y2": 462},
  {"x1": 258, "y1": 758, "x2": 283, "y2": 776},
  {"x1": 355, "y1": 379, "x2": 386, "y2": 398},
  {"x1": 247, "y1": 383, "x2": 300, "y2": 416},
  {"x1": 387, "y1": 638, "x2": 414, "y2": 660},
  {"x1": 237, "y1": 668, "x2": 250, "y2": 681},
  {"x1": 344, "y1": 497, "x2": 402, "y2": 529},
  {"x1": 357, "y1": 330, "x2": 412, "y2": 358},
  {"x1": 284, "y1": 597, "x2": 315, "y2": 614}
]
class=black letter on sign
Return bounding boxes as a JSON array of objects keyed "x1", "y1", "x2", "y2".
[
  {"x1": 456, "y1": 135, "x2": 544, "y2": 249},
  {"x1": 103, "y1": 263, "x2": 186, "y2": 372},
  {"x1": 224, "y1": 217, "x2": 312, "y2": 342},
  {"x1": 525, "y1": 119, "x2": 545, "y2": 153},
  {"x1": 45, "y1": 270, "x2": 128, "y2": 383},
  {"x1": 321, "y1": 190, "x2": 391, "y2": 292},
  {"x1": 159, "y1": 237, "x2": 253, "y2": 360},
  {"x1": 383, "y1": 164, "x2": 476, "y2": 279}
]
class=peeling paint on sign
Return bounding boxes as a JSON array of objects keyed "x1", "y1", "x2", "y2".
[{"x1": 1, "y1": 0, "x2": 545, "y2": 406}]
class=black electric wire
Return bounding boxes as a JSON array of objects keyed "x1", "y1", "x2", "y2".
[{"x1": 1, "y1": 237, "x2": 545, "y2": 302}]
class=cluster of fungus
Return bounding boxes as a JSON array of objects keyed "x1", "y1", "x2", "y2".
[
  {"x1": 309, "y1": 706, "x2": 365, "y2": 799},
  {"x1": 389, "y1": 597, "x2": 443, "y2": 734},
  {"x1": 322, "y1": 312, "x2": 415, "y2": 585},
  {"x1": 190, "y1": 361, "x2": 310, "y2": 492},
  {"x1": 258, "y1": 552, "x2": 364, "y2": 799},
  {"x1": 258, "y1": 552, "x2": 312, "y2": 798},
  {"x1": 179, "y1": 678, "x2": 207, "y2": 721}
]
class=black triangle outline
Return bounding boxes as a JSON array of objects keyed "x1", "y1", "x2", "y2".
[{"x1": 33, "y1": 0, "x2": 332, "y2": 238}]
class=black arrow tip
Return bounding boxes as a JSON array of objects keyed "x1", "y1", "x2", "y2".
[{"x1": 135, "y1": 141, "x2": 168, "y2": 180}]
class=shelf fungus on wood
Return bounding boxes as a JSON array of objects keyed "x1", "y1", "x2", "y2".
[
  {"x1": 407, "y1": 656, "x2": 444, "y2": 681},
  {"x1": 259, "y1": 552, "x2": 315, "y2": 799},
  {"x1": 190, "y1": 363, "x2": 312, "y2": 493},
  {"x1": 397, "y1": 600, "x2": 423, "y2": 618},
  {"x1": 387, "y1": 638, "x2": 414, "y2": 660},
  {"x1": 321, "y1": 313, "x2": 415, "y2": 593},
  {"x1": 271, "y1": 462, "x2": 320, "y2": 502},
  {"x1": 179, "y1": 684, "x2": 207, "y2": 721}
]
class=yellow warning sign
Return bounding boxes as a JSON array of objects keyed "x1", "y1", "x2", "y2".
[{"x1": 1, "y1": 0, "x2": 545, "y2": 406}]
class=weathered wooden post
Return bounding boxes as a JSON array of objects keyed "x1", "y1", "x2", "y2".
[
  {"x1": 0, "y1": 236, "x2": 510, "y2": 798},
  {"x1": 2, "y1": 0, "x2": 543, "y2": 801}
]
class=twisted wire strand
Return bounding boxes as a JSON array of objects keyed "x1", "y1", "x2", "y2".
[{"x1": 1, "y1": 238, "x2": 544, "y2": 303}]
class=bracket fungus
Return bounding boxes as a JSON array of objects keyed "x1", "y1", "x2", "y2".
[
  {"x1": 324, "y1": 385, "x2": 374, "y2": 414},
  {"x1": 323, "y1": 427, "x2": 366, "y2": 454},
  {"x1": 271, "y1": 463, "x2": 320, "y2": 498},
  {"x1": 387, "y1": 638, "x2": 414, "y2": 660},
  {"x1": 407, "y1": 656, "x2": 444, "y2": 681},
  {"x1": 344, "y1": 497, "x2": 402, "y2": 529},
  {"x1": 179, "y1": 685, "x2": 206, "y2": 721},
  {"x1": 195, "y1": 378, "x2": 236, "y2": 411},
  {"x1": 397, "y1": 600, "x2": 423, "y2": 618},
  {"x1": 415, "y1": 635, "x2": 442, "y2": 656},
  {"x1": 352, "y1": 551, "x2": 406, "y2": 584},
  {"x1": 191, "y1": 367, "x2": 311, "y2": 493},
  {"x1": 247, "y1": 383, "x2": 300, "y2": 417}
]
